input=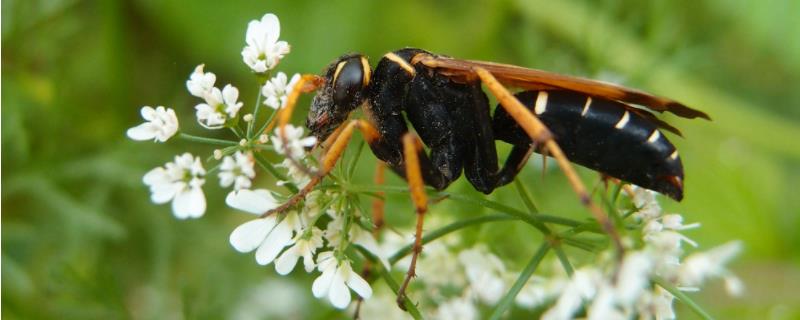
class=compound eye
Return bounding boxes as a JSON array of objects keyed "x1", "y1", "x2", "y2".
[{"x1": 332, "y1": 56, "x2": 370, "y2": 108}]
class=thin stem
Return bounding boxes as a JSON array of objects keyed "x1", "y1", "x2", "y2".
[
  {"x1": 257, "y1": 107, "x2": 278, "y2": 136},
  {"x1": 247, "y1": 81, "x2": 265, "y2": 139},
  {"x1": 355, "y1": 247, "x2": 423, "y2": 319},
  {"x1": 230, "y1": 126, "x2": 244, "y2": 139},
  {"x1": 489, "y1": 243, "x2": 550, "y2": 320},
  {"x1": 553, "y1": 245, "x2": 575, "y2": 276},
  {"x1": 345, "y1": 184, "x2": 594, "y2": 231},
  {"x1": 178, "y1": 133, "x2": 238, "y2": 146},
  {"x1": 388, "y1": 214, "x2": 517, "y2": 264},
  {"x1": 653, "y1": 276, "x2": 714, "y2": 320},
  {"x1": 514, "y1": 178, "x2": 540, "y2": 214},
  {"x1": 252, "y1": 153, "x2": 298, "y2": 193}
]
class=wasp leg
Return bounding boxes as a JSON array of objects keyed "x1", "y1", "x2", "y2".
[
  {"x1": 396, "y1": 132, "x2": 428, "y2": 310},
  {"x1": 372, "y1": 161, "x2": 386, "y2": 236},
  {"x1": 263, "y1": 119, "x2": 381, "y2": 216},
  {"x1": 473, "y1": 67, "x2": 624, "y2": 253},
  {"x1": 268, "y1": 75, "x2": 325, "y2": 180}
]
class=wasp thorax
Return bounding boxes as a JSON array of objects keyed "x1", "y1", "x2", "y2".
[{"x1": 307, "y1": 54, "x2": 372, "y2": 141}]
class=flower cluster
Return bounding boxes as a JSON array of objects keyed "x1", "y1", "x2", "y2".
[
  {"x1": 526, "y1": 188, "x2": 743, "y2": 320},
  {"x1": 359, "y1": 189, "x2": 742, "y2": 320},
  {"x1": 128, "y1": 13, "x2": 381, "y2": 310},
  {"x1": 227, "y1": 189, "x2": 376, "y2": 308}
]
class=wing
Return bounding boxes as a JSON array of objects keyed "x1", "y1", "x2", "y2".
[{"x1": 417, "y1": 55, "x2": 711, "y2": 121}]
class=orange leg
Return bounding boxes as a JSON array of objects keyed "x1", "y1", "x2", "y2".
[
  {"x1": 395, "y1": 133, "x2": 429, "y2": 309},
  {"x1": 263, "y1": 119, "x2": 382, "y2": 217},
  {"x1": 371, "y1": 161, "x2": 386, "y2": 236},
  {"x1": 473, "y1": 67, "x2": 624, "y2": 253}
]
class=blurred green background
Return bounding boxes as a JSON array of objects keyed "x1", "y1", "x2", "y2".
[{"x1": 3, "y1": 0, "x2": 799, "y2": 319}]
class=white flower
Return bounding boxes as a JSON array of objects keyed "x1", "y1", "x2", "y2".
[
  {"x1": 516, "y1": 276, "x2": 566, "y2": 308},
  {"x1": 458, "y1": 247, "x2": 508, "y2": 304},
  {"x1": 432, "y1": 295, "x2": 478, "y2": 320},
  {"x1": 186, "y1": 64, "x2": 216, "y2": 98},
  {"x1": 142, "y1": 153, "x2": 206, "y2": 219},
  {"x1": 542, "y1": 268, "x2": 602, "y2": 320},
  {"x1": 312, "y1": 252, "x2": 372, "y2": 309},
  {"x1": 272, "y1": 124, "x2": 317, "y2": 159},
  {"x1": 630, "y1": 186, "x2": 662, "y2": 221},
  {"x1": 219, "y1": 151, "x2": 256, "y2": 190},
  {"x1": 662, "y1": 214, "x2": 701, "y2": 231},
  {"x1": 241, "y1": 13, "x2": 290, "y2": 73},
  {"x1": 226, "y1": 189, "x2": 280, "y2": 214},
  {"x1": 229, "y1": 215, "x2": 294, "y2": 266},
  {"x1": 636, "y1": 287, "x2": 675, "y2": 320},
  {"x1": 262, "y1": 72, "x2": 301, "y2": 109},
  {"x1": 613, "y1": 252, "x2": 653, "y2": 306},
  {"x1": 275, "y1": 227, "x2": 324, "y2": 274},
  {"x1": 127, "y1": 106, "x2": 179, "y2": 142},
  {"x1": 195, "y1": 84, "x2": 243, "y2": 129},
  {"x1": 678, "y1": 241, "x2": 743, "y2": 290}
]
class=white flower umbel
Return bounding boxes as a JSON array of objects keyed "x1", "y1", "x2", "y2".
[
  {"x1": 142, "y1": 153, "x2": 206, "y2": 219},
  {"x1": 312, "y1": 252, "x2": 372, "y2": 309},
  {"x1": 219, "y1": 151, "x2": 256, "y2": 190},
  {"x1": 528, "y1": 187, "x2": 743, "y2": 319},
  {"x1": 127, "y1": 106, "x2": 179, "y2": 142},
  {"x1": 195, "y1": 84, "x2": 243, "y2": 129},
  {"x1": 186, "y1": 64, "x2": 216, "y2": 98},
  {"x1": 242, "y1": 13, "x2": 290, "y2": 73},
  {"x1": 262, "y1": 72, "x2": 301, "y2": 109}
]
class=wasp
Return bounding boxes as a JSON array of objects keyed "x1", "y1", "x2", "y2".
[{"x1": 269, "y1": 48, "x2": 709, "y2": 307}]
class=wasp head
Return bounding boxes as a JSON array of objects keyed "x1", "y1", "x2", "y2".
[{"x1": 307, "y1": 54, "x2": 371, "y2": 142}]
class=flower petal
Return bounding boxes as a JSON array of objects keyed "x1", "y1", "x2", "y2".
[
  {"x1": 126, "y1": 123, "x2": 156, "y2": 141},
  {"x1": 254, "y1": 221, "x2": 293, "y2": 265},
  {"x1": 274, "y1": 247, "x2": 300, "y2": 275},
  {"x1": 346, "y1": 270, "x2": 373, "y2": 299},
  {"x1": 312, "y1": 265, "x2": 335, "y2": 298},
  {"x1": 226, "y1": 189, "x2": 279, "y2": 214},
  {"x1": 172, "y1": 186, "x2": 206, "y2": 219},
  {"x1": 329, "y1": 270, "x2": 352, "y2": 309},
  {"x1": 260, "y1": 13, "x2": 280, "y2": 44},
  {"x1": 229, "y1": 217, "x2": 276, "y2": 253}
]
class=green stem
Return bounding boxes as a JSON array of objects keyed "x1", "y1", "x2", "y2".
[
  {"x1": 489, "y1": 243, "x2": 550, "y2": 320},
  {"x1": 247, "y1": 81, "x2": 266, "y2": 139},
  {"x1": 252, "y1": 153, "x2": 298, "y2": 193},
  {"x1": 653, "y1": 276, "x2": 714, "y2": 320},
  {"x1": 355, "y1": 247, "x2": 423, "y2": 319},
  {"x1": 178, "y1": 133, "x2": 237, "y2": 146},
  {"x1": 553, "y1": 245, "x2": 575, "y2": 276},
  {"x1": 389, "y1": 214, "x2": 517, "y2": 264},
  {"x1": 257, "y1": 107, "x2": 278, "y2": 136},
  {"x1": 345, "y1": 184, "x2": 594, "y2": 231},
  {"x1": 513, "y1": 178, "x2": 540, "y2": 214}
]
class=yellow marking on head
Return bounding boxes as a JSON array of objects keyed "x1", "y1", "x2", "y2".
[
  {"x1": 581, "y1": 97, "x2": 592, "y2": 117},
  {"x1": 534, "y1": 91, "x2": 549, "y2": 115},
  {"x1": 360, "y1": 56, "x2": 371, "y2": 87},
  {"x1": 647, "y1": 130, "x2": 660, "y2": 143},
  {"x1": 384, "y1": 52, "x2": 416, "y2": 76},
  {"x1": 332, "y1": 61, "x2": 347, "y2": 85},
  {"x1": 669, "y1": 150, "x2": 679, "y2": 160},
  {"x1": 615, "y1": 111, "x2": 630, "y2": 129}
]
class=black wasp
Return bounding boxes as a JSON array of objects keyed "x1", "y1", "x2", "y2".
[{"x1": 270, "y1": 47, "x2": 709, "y2": 307}]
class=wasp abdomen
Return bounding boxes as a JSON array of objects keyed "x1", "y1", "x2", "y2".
[{"x1": 492, "y1": 90, "x2": 684, "y2": 200}]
